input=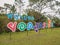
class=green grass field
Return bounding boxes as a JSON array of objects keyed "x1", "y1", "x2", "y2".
[{"x1": 0, "y1": 28, "x2": 60, "y2": 45}]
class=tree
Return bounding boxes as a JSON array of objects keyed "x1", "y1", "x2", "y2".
[
  {"x1": 15, "y1": 0, "x2": 60, "y2": 21},
  {"x1": 10, "y1": 5, "x2": 16, "y2": 14},
  {"x1": 52, "y1": 17, "x2": 60, "y2": 23},
  {"x1": 29, "y1": 0, "x2": 39, "y2": 4},
  {"x1": 0, "y1": 7, "x2": 5, "y2": 14},
  {"x1": 28, "y1": 0, "x2": 60, "y2": 20},
  {"x1": 28, "y1": 9, "x2": 47, "y2": 22},
  {"x1": 4, "y1": 3, "x2": 12, "y2": 14}
]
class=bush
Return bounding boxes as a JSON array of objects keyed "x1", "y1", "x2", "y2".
[{"x1": 0, "y1": 15, "x2": 10, "y2": 34}]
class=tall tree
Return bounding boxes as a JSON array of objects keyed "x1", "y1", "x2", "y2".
[
  {"x1": 4, "y1": 3, "x2": 12, "y2": 14},
  {"x1": 28, "y1": 0, "x2": 60, "y2": 19},
  {"x1": 10, "y1": 5, "x2": 16, "y2": 14},
  {"x1": 28, "y1": 9, "x2": 47, "y2": 22}
]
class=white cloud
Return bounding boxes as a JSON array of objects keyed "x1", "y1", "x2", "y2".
[
  {"x1": 56, "y1": 0, "x2": 60, "y2": 2},
  {"x1": 0, "y1": 0, "x2": 15, "y2": 7}
]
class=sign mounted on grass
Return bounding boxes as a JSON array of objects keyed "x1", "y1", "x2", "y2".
[
  {"x1": 6, "y1": 13, "x2": 54, "y2": 32},
  {"x1": 48, "y1": 19, "x2": 51, "y2": 28},
  {"x1": 6, "y1": 13, "x2": 35, "y2": 21},
  {"x1": 17, "y1": 22, "x2": 27, "y2": 31},
  {"x1": 34, "y1": 22, "x2": 39, "y2": 32},
  {"x1": 7, "y1": 22, "x2": 17, "y2": 32},
  {"x1": 27, "y1": 22, "x2": 34, "y2": 31},
  {"x1": 7, "y1": 13, "x2": 13, "y2": 19},
  {"x1": 43, "y1": 22, "x2": 46, "y2": 28}
]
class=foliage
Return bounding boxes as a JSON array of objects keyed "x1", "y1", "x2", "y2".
[
  {"x1": 4, "y1": 3, "x2": 12, "y2": 14},
  {"x1": 10, "y1": 5, "x2": 16, "y2": 14},
  {"x1": 28, "y1": 9, "x2": 47, "y2": 22},
  {"x1": 29, "y1": 0, "x2": 39, "y2": 3},
  {"x1": 0, "y1": 16, "x2": 10, "y2": 34},
  {"x1": 52, "y1": 17, "x2": 60, "y2": 23},
  {"x1": 52, "y1": 17, "x2": 60, "y2": 27}
]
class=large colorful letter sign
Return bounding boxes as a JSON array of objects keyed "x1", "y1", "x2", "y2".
[
  {"x1": 46, "y1": 23, "x2": 48, "y2": 28},
  {"x1": 23, "y1": 15, "x2": 27, "y2": 20},
  {"x1": 27, "y1": 16, "x2": 31, "y2": 20},
  {"x1": 51, "y1": 22, "x2": 54, "y2": 28},
  {"x1": 14, "y1": 14, "x2": 19, "y2": 20},
  {"x1": 39, "y1": 22, "x2": 43, "y2": 29},
  {"x1": 34, "y1": 22, "x2": 39, "y2": 32},
  {"x1": 7, "y1": 13, "x2": 13, "y2": 19},
  {"x1": 7, "y1": 22, "x2": 17, "y2": 32},
  {"x1": 17, "y1": 22, "x2": 27, "y2": 31},
  {"x1": 36, "y1": 22, "x2": 39, "y2": 29},
  {"x1": 43, "y1": 22, "x2": 46, "y2": 28},
  {"x1": 30, "y1": 16, "x2": 35, "y2": 21},
  {"x1": 20, "y1": 16, "x2": 23, "y2": 20},
  {"x1": 27, "y1": 22, "x2": 34, "y2": 30},
  {"x1": 48, "y1": 20, "x2": 51, "y2": 28}
]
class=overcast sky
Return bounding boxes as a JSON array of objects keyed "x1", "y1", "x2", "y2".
[
  {"x1": 0, "y1": 0, "x2": 60, "y2": 18},
  {"x1": 0, "y1": 0, "x2": 15, "y2": 7},
  {"x1": 0, "y1": 0, "x2": 60, "y2": 7},
  {"x1": 0, "y1": 0, "x2": 30, "y2": 7}
]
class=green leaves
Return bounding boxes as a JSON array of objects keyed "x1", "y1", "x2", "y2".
[{"x1": 10, "y1": 5, "x2": 16, "y2": 14}]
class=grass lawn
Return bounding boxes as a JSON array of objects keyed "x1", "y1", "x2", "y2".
[{"x1": 0, "y1": 28, "x2": 60, "y2": 45}]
